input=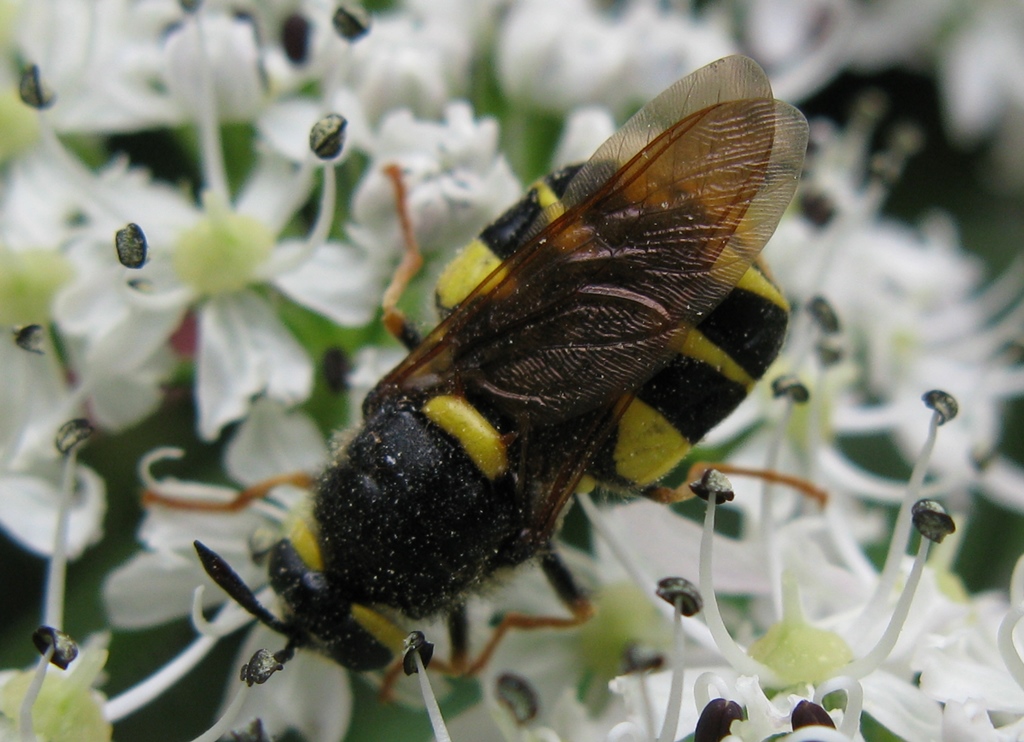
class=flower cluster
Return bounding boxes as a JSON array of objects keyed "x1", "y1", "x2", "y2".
[{"x1": 1, "y1": 1, "x2": 1022, "y2": 741}]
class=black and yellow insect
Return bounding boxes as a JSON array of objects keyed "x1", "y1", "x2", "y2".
[{"x1": 195, "y1": 56, "x2": 808, "y2": 674}]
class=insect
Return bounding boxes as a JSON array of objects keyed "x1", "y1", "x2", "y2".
[{"x1": 194, "y1": 55, "x2": 808, "y2": 675}]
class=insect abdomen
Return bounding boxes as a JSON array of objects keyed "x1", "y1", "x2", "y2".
[
  {"x1": 435, "y1": 168, "x2": 789, "y2": 492},
  {"x1": 591, "y1": 262, "x2": 789, "y2": 488}
]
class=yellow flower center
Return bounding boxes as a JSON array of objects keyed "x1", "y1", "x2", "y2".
[
  {"x1": 172, "y1": 192, "x2": 274, "y2": 295},
  {"x1": 0, "y1": 246, "x2": 74, "y2": 325}
]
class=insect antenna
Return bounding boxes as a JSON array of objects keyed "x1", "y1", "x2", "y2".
[{"x1": 194, "y1": 540, "x2": 301, "y2": 642}]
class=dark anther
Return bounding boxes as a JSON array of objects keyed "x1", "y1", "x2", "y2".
[
  {"x1": 32, "y1": 626, "x2": 79, "y2": 670},
  {"x1": 310, "y1": 113, "x2": 348, "y2": 160},
  {"x1": 240, "y1": 648, "x2": 285, "y2": 686},
  {"x1": 912, "y1": 499, "x2": 956, "y2": 544},
  {"x1": 621, "y1": 644, "x2": 664, "y2": 674},
  {"x1": 655, "y1": 577, "x2": 702, "y2": 616},
  {"x1": 791, "y1": 699, "x2": 836, "y2": 729},
  {"x1": 772, "y1": 375, "x2": 810, "y2": 403},
  {"x1": 402, "y1": 631, "x2": 434, "y2": 675},
  {"x1": 689, "y1": 468, "x2": 734, "y2": 505},
  {"x1": 799, "y1": 190, "x2": 836, "y2": 228},
  {"x1": 14, "y1": 325, "x2": 45, "y2": 354},
  {"x1": 115, "y1": 223, "x2": 148, "y2": 268},
  {"x1": 19, "y1": 64, "x2": 55, "y2": 109},
  {"x1": 282, "y1": 13, "x2": 311, "y2": 64},
  {"x1": 815, "y1": 337, "x2": 844, "y2": 368},
  {"x1": 322, "y1": 346, "x2": 350, "y2": 394},
  {"x1": 922, "y1": 390, "x2": 958, "y2": 426},
  {"x1": 694, "y1": 698, "x2": 745, "y2": 742},
  {"x1": 179, "y1": 0, "x2": 202, "y2": 13},
  {"x1": 495, "y1": 673, "x2": 539, "y2": 725},
  {"x1": 807, "y1": 296, "x2": 840, "y2": 335},
  {"x1": 55, "y1": 418, "x2": 93, "y2": 455},
  {"x1": 230, "y1": 719, "x2": 271, "y2": 742},
  {"x1": 333, "y1": 4, "x2": 371, "y2": 41}
]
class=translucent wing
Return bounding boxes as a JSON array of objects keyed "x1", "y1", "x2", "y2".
[{"x1": 374, "y1": 56, "x2": 807, "y2": 428}]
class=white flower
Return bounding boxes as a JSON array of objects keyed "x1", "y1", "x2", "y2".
[
  {"x1": 12, "y1": 0, "x2": 181, "y2": 132},
  {"x1": 498, "y1": 0, "x2": 735, "y2": 115},
  {"x1": 102, "y1": 400, "x2": 346, "y2": 740},
  {"x1": 343, "y1": 8, "x2": 474, "y2": 123},
  {"x1": 349, "y1": 101, "x2": 522, "y2": 263}
]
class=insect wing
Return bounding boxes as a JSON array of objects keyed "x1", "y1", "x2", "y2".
[{"x1": 378, "y1": 57, "x2": 807, "y2": 426}]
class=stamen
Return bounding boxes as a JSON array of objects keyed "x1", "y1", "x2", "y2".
[
  {"x1": 576, "y1": 492, "x2": 649, "y2": 593},
  {"x1": 184, "y1": 5, "x2": 230, "y2": 202},
  {"x1": 104, "y1": 600, "x2": 253, "y2": 721},
  {"x1": 696, "y1": 478, "x2": 780, "y2": 683},
  {"x1": 692, "y1": 672, "x2": 732, "y2": 712},
  {"x1": 655, "y1": 577, "x2": 701, "y2": 742},
  {"x1": 281, "y1": 13, "x2": 312, "y2": 65},
  {"x1": 31, "y1": 626, "x2": 79, "y2": 670},
  {"x1": 762, "y1": 376, "x2": 809, "y2": 617},
  {"x1": 14, "y1": 325, "x2": 45, "y2": 354},
  {"x1": 807, "y1": 296, "x2": 841, "y2": 335},
  {"x1": 621, "y1": 648, "x2": 657, "y2": 739},
  {"x1": 404, "y1": 632, "x2": 451, "y2": 742},
  {"x1": 333, "y1": 4, "x2": 372, "y2": 41},
  {"x1": 19, "y1": 645, "x2": 53, "y2": 742},
  {"x1": 260, "y1": 114, "x2": 346, "y2": 277},
  {"x1": 844, "y1": 502, "x2": 951, "y2": 679},
  {"x1": 859, "y1": 393, "x2": 955, "y2": 631},
  {"x1": 303, "y1": 115, "x2": 343, "y2": 247},
  {"x1": 495, "y1": 673, "x2": 538, "y2": 725},
  {"x1": 322, "y1": 346, "x2": 351, "y2": 394},
  {"x1": 790, "y1": 699, "x2": 835, "y2": 729},
  {"x1": 190, "y1": 586, "x2": 243, "y2": 638},
  {"x1": 693, "y1": 697, "x2": 744, "y2": 742},
  {"x1": 44, "y1": 419, "x2": 93, "y2": 630},
  {"x1": 18, "y1": 65, "x2": 56, "y2": 110},
  {"x1": 115, "y1": 223, "x2": 148, "y2": 269},
  {"x1": 309, "y1": 113, "x2": 348, "y2": 160},
  {"x1": 814, "y1": 676, "x2": 863, "y2": 738},
  {"x1": 869, "y1": 122, "x2": 924, "y2": 188}
]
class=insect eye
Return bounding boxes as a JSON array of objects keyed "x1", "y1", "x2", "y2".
[{"x1": 301, "y1": 572, "x2": 328, "y2": 592}]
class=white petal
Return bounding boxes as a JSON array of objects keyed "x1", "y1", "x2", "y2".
[
  {"x1": 862, "y1": 670, "x2": 943, "y2": 741},
  {"x1": 225, "y1": 399, "x2": 328, "y2": 486},
  {"x1": 941, "y1": 701, "x2": 1001, "y2": 742},
  {"x1": 230, "y1": 626, "x2": 352, "y2": 742},
  {"x1": 0, "y1": 464, "x2": 106, "y2": 558},
  {"x1": 102, "y1": 549, "x2": 207, "y2": 627},
  {"x1": 551, "y1": 106, "x2": 616, "y2": 168},
  {"x1": 196, "y1": 292, "x2": 313, "y2": 440},
  {"x1": 273, "y1": 239, "x2": 380, "y2": 326}
]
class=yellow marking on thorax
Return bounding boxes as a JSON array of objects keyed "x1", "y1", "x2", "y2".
[
  {"x1": 614, "y1": 398, "x2": 691, "y2": 486},
  {"x1": 285, "y1": 511, "x2": 324, "y2": 572},
  {"x1": 435, "y1": 239, "x2": 503, "y2": 310},
  {"x1": 675, "y1": 329, "x2": 756, "y2": 389},
  {"x1": 350, "y1": 604, "x2": 407, "y2": 653},
  {"x1": 422, "y1": 395, "x2": 508, "y2": 479}
]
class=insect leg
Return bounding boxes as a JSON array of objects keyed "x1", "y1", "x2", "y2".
[
  {"x1": 143, "y1": 472, "x2": 315, "y2": 512},
  {"x1": 448, "y1": 603, "x2": 470, "y2": 673},
  {"x1": 642, "y1": 462, "x2": 827, "y2": 506},
  {"x1": 465, "y1": 549, "x2": 595, "y2": 675},
  {"x1": 381, "y1": 163, "x2": 424, "y2": 350}
]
